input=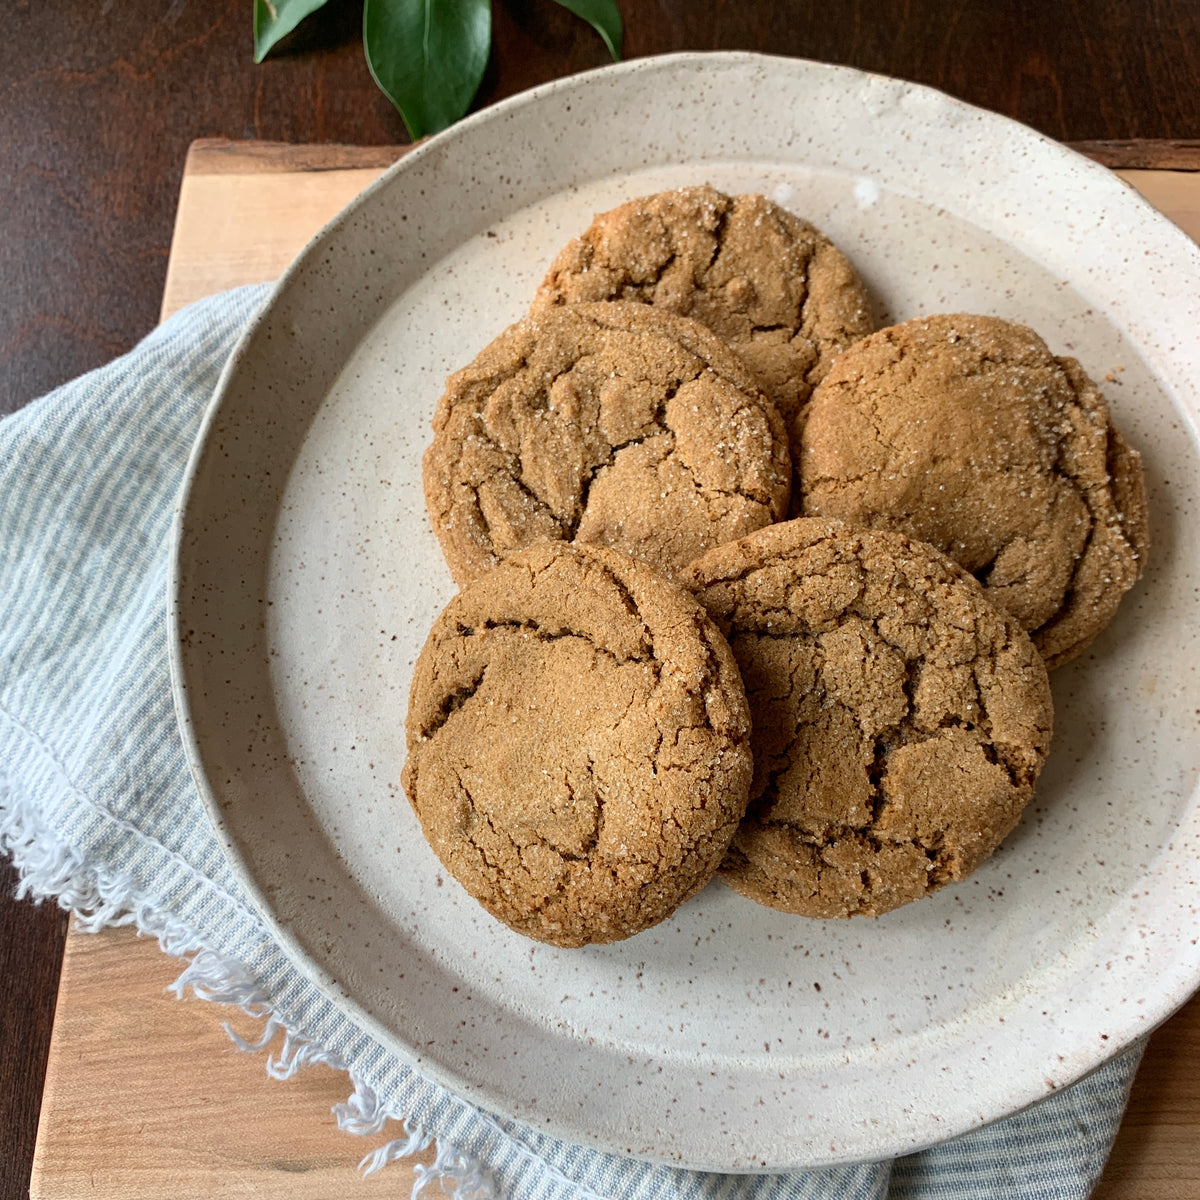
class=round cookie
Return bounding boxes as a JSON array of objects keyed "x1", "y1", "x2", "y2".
[
  {"x1": 532, "y1": 185, "x2": 874, "y2": 427},
  {"x1": 685, "y1": 518, "x2": 1054, "y2": 919},
  {"x1": 402, "y1": 542, "x2": 754, "y2": 947},
  {"x1": 424, "y1": 300, "x2": 791, "y2": 586},
  {"x1": 797, "y1": 314, "x2": 1149, "y2": 669}
]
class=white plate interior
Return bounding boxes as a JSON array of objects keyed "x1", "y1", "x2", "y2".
[{"x1": 172, "y1": 54, "x2": 1200, "y2": 1170}]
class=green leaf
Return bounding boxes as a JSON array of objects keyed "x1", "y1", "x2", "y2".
[
  {"x1": 550, "y1": 0, "x2": 622, "y2": 60},
  {"x1": 253, "y1": 0, "x2": 332, "y2": 63},
  {"x1": 363, "y1": 0, "x2": 492, "y2": 141}
]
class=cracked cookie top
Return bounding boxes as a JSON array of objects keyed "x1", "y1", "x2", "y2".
[
  {"x1": 686, "y1": 518, "x2": 1053, "y2": 919},
  {"x1": 797, "y1": 314, "x2": 1149, "y2": 669},
  {"x1": 423, "y1": 300, "x2": 790, "y2": 585},
  {"x1": 401, "y1": 542, "x2": 754, "y2": 946},
  {"x1": 532, "y1": 185, "x2": 875, "y2": 429}
]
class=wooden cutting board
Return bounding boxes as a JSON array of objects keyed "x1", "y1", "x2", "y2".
[{"x1": 29, "y1": 139, "x2": 1200, "y2": 1199}]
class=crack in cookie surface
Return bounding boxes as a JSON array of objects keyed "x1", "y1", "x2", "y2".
[
  {"x1": 532, "y1": 185, "x2": 875, "y2": 427},
  {"x1": 686, "y1": 518, "x2": 1053, "y2": 919},
  {"x1": 424, "y1": 300, "x2": 790, "y2": 586},
  {"x1": 403, "y1": 543, "x2": 753, "y2": 946}
]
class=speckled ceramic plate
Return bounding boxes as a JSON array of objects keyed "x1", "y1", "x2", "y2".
[{"x1": 170, "y1": 53, "x2": 1200, "y2": 1171}]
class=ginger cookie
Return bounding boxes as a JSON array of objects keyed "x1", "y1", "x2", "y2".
[
  {"x1": 686, "y1": 518, "x2": 1053, "y2": 919},
  {"x1": 797, "y1": 314, "x2": 1149, "y2": 669},
  {"x1": 402, "y1": 542, "x2": 754, "y2": 947},
  {"x1": 532, "y1": 185, "x2": 874, "y2": 428},
  {"x1": 424, "y1": 300, "x2": 790, "y2": 586}
]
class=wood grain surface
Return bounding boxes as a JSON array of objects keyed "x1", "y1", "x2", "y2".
[
  {"x1": 1071, "y1": 139, "x2": 1200, "y2": 170},
  {"x1": 4, "y1": 4, "x2": 1200, "y2": 1195},
  {"x1": 19, "y1": 139, "x2": 1200, "y2": 1200},
  {"x1": 0, "y1": 863, "x2": 66, "y2": 1200},
  {"x1": 31, "y1": 929, "x2": 435, "y2": 1198}
]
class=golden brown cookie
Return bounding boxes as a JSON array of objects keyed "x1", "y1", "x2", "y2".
[
  {"x1": 402, "y1": 542, "x2": 754, "y2": 947},
  {"x1": 797, "y1": 314, "x2": 1149, "y2": 669},
  {"x1": 532, "y1": 185, "x2": 874, "y2": 427},
  {"x1": 424, "y1": 300, "x2": 790, "y2": 586},
  {"x1": 686, "y1": 518, "x2": 1053, "y2": 919}
]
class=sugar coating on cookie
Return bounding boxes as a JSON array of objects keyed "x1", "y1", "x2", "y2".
[
  {"x1": 798, "y1": 314, "x2": 1149, "y2": 669},
  {"x1": 402, "y1": 542, "x2": 754, "y2": 947},
  {"x1": 533, "y1": 185, "x2": 874, "y2": 426},
  {"x1": 686, "y1": 518, "x2": 1053, "y2": 919},
  {"x1": 424, "y1": 300, "x2": 791, "y2": 586}
]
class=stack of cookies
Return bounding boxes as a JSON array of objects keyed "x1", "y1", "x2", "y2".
[{"x1": 402, "y1": 185, "x2": 1149, "y2": 947}]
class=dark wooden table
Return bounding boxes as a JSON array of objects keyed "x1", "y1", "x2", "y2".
[{"x1": 4, "y1": 3, "x2": 1200, "y2": 1197}]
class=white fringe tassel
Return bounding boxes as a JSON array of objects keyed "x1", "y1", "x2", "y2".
[
  {"x1": 333, "y1": 1083, "x2": 493, "y2": 1195},
  {"x1": 0, "y1": 774, "x2": 494, "y2": 1198}
]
